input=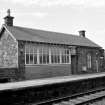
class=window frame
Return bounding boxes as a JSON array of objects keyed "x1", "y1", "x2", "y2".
[
  {"x1": 25, "y1": 44, "x2": 71, "y2": 65},
  {"x1": 87, "y1": 53, "x2": 92, "y2": 69}
]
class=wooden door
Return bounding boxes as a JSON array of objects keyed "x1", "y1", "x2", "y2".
[{"x1": 71, "y1": 55, "x2": 77, "y2": 74}]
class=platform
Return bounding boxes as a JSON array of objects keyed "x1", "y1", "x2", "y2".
[{"x1": 0, "y1": 72, "x2": 105, "y2": 91}]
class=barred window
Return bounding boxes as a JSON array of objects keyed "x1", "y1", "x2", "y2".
[{"x1": 25, "y1": 45, "x2": 71, "y2": 65}]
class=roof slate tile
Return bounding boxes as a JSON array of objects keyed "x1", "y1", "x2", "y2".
[{"x1": 4, "y1": 25, "x2": 101, "y2": 48}]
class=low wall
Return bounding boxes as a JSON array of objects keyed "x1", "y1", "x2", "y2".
[{"x1": 25, "y1": 64, "x2": 71, "y2": 80}]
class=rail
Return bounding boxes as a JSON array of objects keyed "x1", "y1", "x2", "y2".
[{"x1": 40, "y1": 87, "x2": 105, "y2": 105}]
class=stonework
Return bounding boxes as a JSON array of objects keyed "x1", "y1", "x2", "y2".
[
  {"x1": 18, "y1": 41, "x2": 25, "y2": 80},
  {"x1": 0, "y1": 30, "x2": 18, "y2": 68},
  {"x1": 76, "y1": 47, "x2": 103, "y2": 73}
]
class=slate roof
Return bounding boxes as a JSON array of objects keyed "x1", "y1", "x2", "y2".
[{"x1": 4, "y1": 25, "x2": 101, "y2": 48}]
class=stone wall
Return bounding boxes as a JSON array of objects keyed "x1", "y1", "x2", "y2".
[
  {"x1": 76, "y1": 47, "x2": 104, "y2": 74},
  {"x1": 0, "y1": 30, "x2": 18, "y2": 67},
  {"x1": 18, "y1": 41, "x2": 25, "y2": 80}
]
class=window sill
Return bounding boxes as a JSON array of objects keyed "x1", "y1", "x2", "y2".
[{"x1": 25, "y1": 63, "x2": 71, "y2": 66}]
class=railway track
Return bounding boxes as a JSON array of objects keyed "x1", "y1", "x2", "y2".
[
  {"x1": 1, "y1": 73, "x2": 105, "y2": 105},
  {"x1": 35, "y1": 88, "x2": 105, "y2": 105}
]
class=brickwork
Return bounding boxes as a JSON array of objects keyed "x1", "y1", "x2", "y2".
[
  {"x1": 0, "y1": 68, "x2": 17, "y2": 81},
  {"x1": 25, "y1": 64, "x2": 71, "y2": 80},
  {"x1": 76, "y1": 47, "x2": 104, "y2": 74}
]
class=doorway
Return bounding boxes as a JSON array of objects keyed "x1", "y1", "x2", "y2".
[{"x1": 71, "y1": 55, "x2": 77, "y2": 74}]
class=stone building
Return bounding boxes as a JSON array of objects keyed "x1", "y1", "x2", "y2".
[{"x1": 0, "y1": 10, "x2": 104, "y2": 82}]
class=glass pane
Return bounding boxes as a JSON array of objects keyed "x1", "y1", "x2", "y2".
[
  {"x1": 46, "y1": 48, "x2": 49, "y2": 54},
  {"x1": 62, "y1": 55, "x2": 64, "y2": 63},
  {"x1": 51, "y1": 55, "x2": 54, "y2": 63},
  {"x1": 87, "y1": 54, "x2": 91, "y2": 68},
  {"x1": 51, "y1": 48, "x2": 55, "y2": 55},
  {"x1": 64, "y1": 49, "x2": 67, "y2": 54},
  {"x1": 25, "y1": 47, "x2": 29, "y2": 53},
  {"x1": 57, "y1": 55, "x2": 60, "y2": 63},
  {"x1": 43, "y1": 48, "x2": 47, "y2": 54},
  {"x1": 39, "y1": 47, "x2": 43, "y2": 52},
  {"x1": 54, "y1": 55, "x2": 57, "y2": 63},
  {"x1": 34, "y1": 54, "x2": 37, "y2": 64},
  {"x1": 47, "y1": 55, "x2": 49, "y2": 63},
  {"x1": 67, "y1": 50, "x2": 69, "y2": 54},
  {"x1": 26, "y1": 54, "x2": 29, "y2": 64},
  {"x1": 39, "y1": 47, "x2": 42, "y2": 64},
  {"x1": 67, "y1": 55, "x2": 69, "y2": 63},
  {"x1": 40, "y1": 54, "x2": 43, "y2": 64},
  {"x1": 43, "y1": 54, "x2": 46, "y2": 64},
  {"x1": 30, "y1": 54, "x2": 33, "y2": 64},
  {"x1": 30, "y1": 47, "x2": 33, "y2": 53},
  {"x1": 62, "y1": 55, "x2": 66, "y2": 63},
  {"x1": 34, "y1": 47, "x2": 37, "y2": 53}
]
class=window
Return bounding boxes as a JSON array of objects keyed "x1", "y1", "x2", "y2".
[
  {"x1": 51, "y1": 47, "x2": 60, "y2": 64},
  {"x1": 26, "y1": 54, "x2": 29, "y2": 64},
  {"x1": 34, "y1": 47, "x2": 37, "y2": 64},
  {"x1": 25, "y1": 46, "x2": 30, "y2": 64},
  {"x1": 87, "y1": 53, "x2": 91, "y2": 68},
  {"x1": 25, "y1": 44, "x2": 71, "y2": 65},
  {"x1": 39, "y1": 47, "x2": 49, "y2": 64},
  {"x1": 30, "y1": 47, "x2": 34, "y2": 64},
  {"x1": 25, "y1": 45, "x2": 38, "y2": 64}
]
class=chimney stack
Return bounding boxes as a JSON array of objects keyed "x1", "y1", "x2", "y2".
[
  {"x1": 4, "y1": 9, "x2": 14, "y2": 26},
  {"x1": 79, "y1": 30, "x2": 86, "y2": 37}
]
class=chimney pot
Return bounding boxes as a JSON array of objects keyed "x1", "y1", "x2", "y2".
[{"x1": 79, "y1": 30, "x2": 86, "y2": 37}]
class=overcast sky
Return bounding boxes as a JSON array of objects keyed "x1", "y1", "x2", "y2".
[{"x1": 0, "y1": 0, "x2": 105, "y2": 49}]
